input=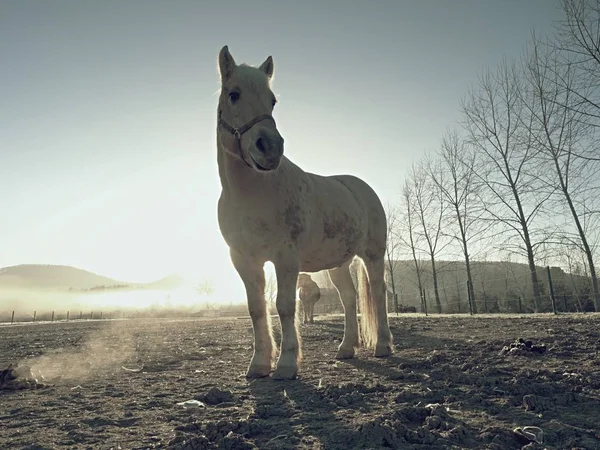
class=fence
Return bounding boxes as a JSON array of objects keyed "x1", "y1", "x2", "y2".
[
  {"x1": 0, "y1": 303, "x2": 256, "y2": 325},
  {"x1": 1, "y1": 309, "x2": 125, "y2": 325}
]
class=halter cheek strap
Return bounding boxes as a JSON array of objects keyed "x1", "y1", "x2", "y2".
[{"x1": 218, "y1": 110, "x2": 276, "y2": 168}]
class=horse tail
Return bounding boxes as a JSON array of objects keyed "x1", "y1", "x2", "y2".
[{"x1": 357, "y1": 260, "x2": 378, "y2": 349}]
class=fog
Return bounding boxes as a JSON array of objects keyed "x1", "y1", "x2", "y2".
[{"x1": 0, "y1": 287, "x2": 240, "y2": 323}]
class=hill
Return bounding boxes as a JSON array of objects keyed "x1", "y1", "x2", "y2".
[{"x1": 0, "y1": 264, "x2": 182, "y2": 292}]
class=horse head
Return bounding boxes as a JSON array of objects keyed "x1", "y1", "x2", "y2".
[{"x1": 217, "y1": 45, "x2": 284, "y2": 172}]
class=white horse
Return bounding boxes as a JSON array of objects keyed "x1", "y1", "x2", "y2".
[
  {"x1": 215, "y1": 46, "x2": 393, "y2": 380},
  {"x1": 297, "y1": 273, "x2": 321, "y2": 324}
]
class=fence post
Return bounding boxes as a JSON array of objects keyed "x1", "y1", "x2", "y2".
[
  {"x1": 421, "y1": 289, "x2": 428, "y2": 316},
  {"x1": 546, "y1": 266, "x2": 557, "y2": 315},
  {"x1": 51, "y1": 311, "x2": 54, "y2": 322},
  {"x1": 33, "y1": 311, "x2": 36, "y2": 323},
  {"x1": 80, "y1": 311, "x2": 83, "y2": 320},
  {"x1": 100, "y1": 311, "x2": 103, "y2": 320},
  {"x1": 91, "y1": 311, "x2": 93, "y2": 320},
  {"x1": 67, "y1": 311, "x2": 70, "y2": 322},
  {"x1": 11, "y1": 311, "x2": 15, "y2": 325}
]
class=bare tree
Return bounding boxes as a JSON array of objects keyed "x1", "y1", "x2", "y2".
[
  {"x1": 427, "y1": 129, "x2": 487, "y2": 314},
  {"x1": 400, "y1": 179, "x2": 427, "y2": 313},
  {"x1": 196, "y1": 279, "x2": 216, "y2": 309},
  {"x1": 196, "y1": 279, "x2": 216, "y2": 296},
  {"x1": 406, "y1": 161, "x2": 448, "y2": 313},
  {"x1": 552, "y1": 0, "x2": 600, "y2": 135},
  {"x1": 522, "y1": 35, "x2": 600, "y2": 311},
  {"x1": 461, "y1": 59, "x2": 551, "y2": 312},
  {"x1": 385, "y1": 203, "x2": 402, "y2": 314}
]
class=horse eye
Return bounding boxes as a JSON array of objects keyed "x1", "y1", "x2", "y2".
[{"x1": 229, "y1": 91, "x2": 240, "y2": 102}]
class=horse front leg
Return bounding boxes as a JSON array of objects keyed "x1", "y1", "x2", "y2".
[
  {"x1": 273, "y1": 259, "x2": 301, "y2": 380},
  {"x1": 230, "y1": 249, "x2": 275, "y2": 378}
]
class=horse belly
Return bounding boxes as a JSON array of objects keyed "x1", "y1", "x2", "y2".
[{"x1": 299, "y1": 203, "x2": 367, "y2": 272}]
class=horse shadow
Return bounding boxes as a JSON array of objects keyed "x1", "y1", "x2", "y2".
[
  {"x1": 246, "y1": 316, "x2": 507, "y2": 448},
  {"x1": 247, "y1": 375, "x2": 358, "y2": 449},
  {"x1": 244, "y1": 326, "x2": 468, "y2": 449}
]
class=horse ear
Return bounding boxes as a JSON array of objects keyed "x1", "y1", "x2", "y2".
[
  {"x1": 259, "y1": 56, "x2": 274, "y2": 79},
  {"x1": 218, "y1": 45, "x2": 236, "y2": 82}
]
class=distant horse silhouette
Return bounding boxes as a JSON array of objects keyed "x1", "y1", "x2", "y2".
[
  {"x1": 296, "y1": 273, "x2": 321, "y2": 324},
  {"x1": 215, "y1": 46, "x2": 393, "y2": 380}
]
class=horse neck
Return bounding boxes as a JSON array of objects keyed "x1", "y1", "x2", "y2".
[{"x1": 217, "y1": 141, "x2": 273, "y2": 196}]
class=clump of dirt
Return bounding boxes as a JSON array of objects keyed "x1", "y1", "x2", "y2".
[
  {"x1": 319, "y1": 381, "x2": 389, "y2": 407},
  {"x1": 326, "y1": 403, "x2": 463, "y2": 448},
  {"x1": 169, "y1": 418, "x2": 257, "y2": 450},
  {"x1": 202, "y1": 387, "x2": 234, "y2": 405},
  {"x1": 513, "y1": 426, "x2": 544, "y2": 445},
  {"x1": 501, "y1": 337, "x2": 547, "y2": 355},
  {"x1": 166, "y1": 433, "x2": 211, "y2": 450}
]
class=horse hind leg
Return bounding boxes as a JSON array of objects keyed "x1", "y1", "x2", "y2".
[
  {"x1": 328, "y1": 261, "x2": 359, "y2": 359},
  {"x1": 360, "y1": 254, "x2": 393, "y2": 357},
  {"x1": 300, "y1": 299, "x2": 308, "y2": 324}
]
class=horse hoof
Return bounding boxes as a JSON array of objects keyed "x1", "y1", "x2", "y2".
[
  {"x1": 335, "y1": 348, "x2": 355, "y2": 359},
  {"x1": 271, "y1": 366, "x2": 297, "y2": 380},
  {"x1": 245, "y1": 365, "x2": 271, "y2": 379},
  {"x1": 374, "y1": 344, "x2": 393, "y2": 358}
]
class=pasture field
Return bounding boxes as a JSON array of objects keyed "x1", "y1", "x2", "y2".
[{"x1": 1, "y1": 314, "x2": 599, "y2": 449}]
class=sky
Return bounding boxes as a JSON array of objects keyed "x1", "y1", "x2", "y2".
[{"x1": 0, "y1": 0, "x2": 565, "y2": 303}]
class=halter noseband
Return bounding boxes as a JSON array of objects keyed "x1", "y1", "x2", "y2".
[{"x1": 218, "y1": 110, "x2": 276, "y2": 168}]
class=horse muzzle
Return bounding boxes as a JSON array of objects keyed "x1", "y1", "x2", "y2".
[{"x1": 248, "y1": 129, "x2": 284, "y2": 172}]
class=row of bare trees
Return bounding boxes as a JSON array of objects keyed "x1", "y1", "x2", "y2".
[{"x1": 386, "y1": 0, "x2": 600, "y2": 313}]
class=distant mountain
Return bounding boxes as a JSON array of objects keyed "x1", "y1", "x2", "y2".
[
  {"x1": 0, "y1": 264, "x2": 124, "y2": 290},
  {"x1": 0, "y1": 264, "x2": 182, "y2": 292},
  {"x1": 145, "y1": 274, "x2": 185, "y2": 290}
]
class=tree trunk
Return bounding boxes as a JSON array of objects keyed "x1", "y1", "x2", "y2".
[
  {"x1": 456, "y1": 204, "x2": 477, "y2": 314},
  {"x1": 454, "y1": 272, "x2": 463, "y2": 313},
  {"x1": 557, "y1": 167, "x2": 600, "y2": 312},
  {"x1": 510, "y1": 175, "x2": 542, "y2": 311},
  {"x1": 524, "y1": 236, "x2": 542, "y2": 312},
  {"x1": 386, "y1": 255, "x2": 399, "y2": 314},
  {"x1": 430, "y1": 256, "x2": 442, "y2": 313}
]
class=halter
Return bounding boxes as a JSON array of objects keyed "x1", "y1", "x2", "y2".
[{"x1": 218, "y1": 110, "x2": 276, "y2": 168}]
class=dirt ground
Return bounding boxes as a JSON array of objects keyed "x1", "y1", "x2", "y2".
[{"x1": 1, "y1": 313, "x2": 599, "y2": 449}]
